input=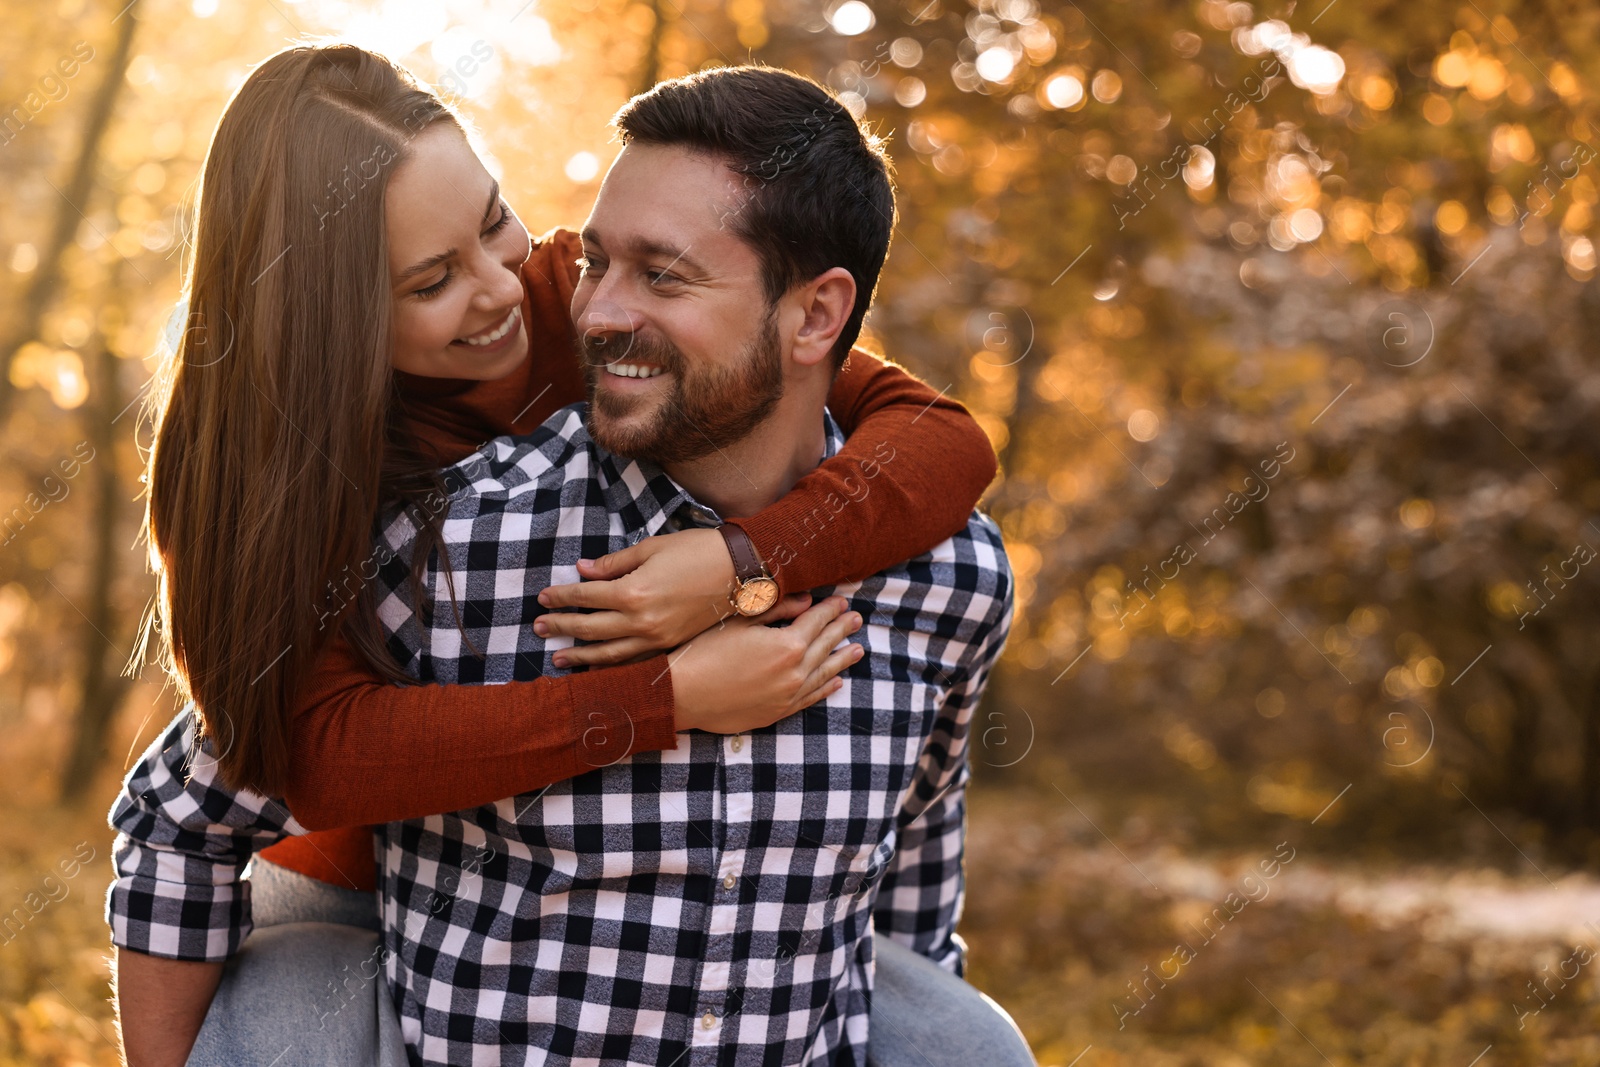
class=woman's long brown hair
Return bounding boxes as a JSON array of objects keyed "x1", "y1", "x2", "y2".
[{"x1": 136, "y1": 44, "x2": 460, "y2": 795}]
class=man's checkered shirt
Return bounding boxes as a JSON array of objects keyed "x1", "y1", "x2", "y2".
[{"x1": 107, "y1": 402, "x2": 1013, "y2": 1067}]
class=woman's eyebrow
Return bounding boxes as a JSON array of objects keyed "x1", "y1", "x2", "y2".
[
  {"x1": 399, "y1": 247, "x2": 456, "y2": 281},
  {"x1": 397, "y1": 180, "x2": 501, "y2": 281}
]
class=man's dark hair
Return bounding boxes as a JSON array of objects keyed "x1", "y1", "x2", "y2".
[{"x1": 612, "y1": 65, "x2": 895, "y2": 368}]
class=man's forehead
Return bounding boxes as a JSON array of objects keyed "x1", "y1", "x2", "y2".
[{"x1": 585, "y1": 143, "x2": 753, "y2": 260}]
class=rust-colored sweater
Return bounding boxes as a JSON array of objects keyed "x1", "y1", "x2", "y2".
[{"x1": 260, "y1": 229, "x2": 997, "y2": 892}]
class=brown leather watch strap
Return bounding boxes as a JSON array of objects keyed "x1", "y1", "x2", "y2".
[{"x1": 717, "y1": 522, "x2": 769, "y2": 583}]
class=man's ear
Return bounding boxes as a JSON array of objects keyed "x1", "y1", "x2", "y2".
[{"x1": 787, "y1": 267, "x2": 857, "y2": 368}]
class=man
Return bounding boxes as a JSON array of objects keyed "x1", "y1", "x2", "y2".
[{"x1": 110, "y1": 66, "x2": 1020, "y2": 1065}]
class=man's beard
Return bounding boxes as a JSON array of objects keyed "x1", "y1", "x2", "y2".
[{"x1": 578, "y1": 307, "x2": 785, "y2": 464}]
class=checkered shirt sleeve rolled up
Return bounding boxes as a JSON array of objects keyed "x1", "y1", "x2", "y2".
[{"x1": 105, "y1": 707, "x2": 304, "y2": 961}]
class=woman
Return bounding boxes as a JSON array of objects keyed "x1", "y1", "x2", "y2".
[{"x1": 112, "y1": 43, "x2": 1028, "y2": 1065}]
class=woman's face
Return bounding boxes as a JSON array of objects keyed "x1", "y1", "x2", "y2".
[{"x1": 386, "y1": 124, "x2": 532, "y2": 379}]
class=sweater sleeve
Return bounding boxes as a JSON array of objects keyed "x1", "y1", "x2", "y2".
[
  {"x1": 281, "y1": 635, "x2": 678, "y2": 830},
  {"x1": 731, "y1": 349, "x2": 999, "y2": 594}
]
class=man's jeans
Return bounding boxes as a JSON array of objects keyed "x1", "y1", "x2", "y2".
[{"x1": 187, "y1": 859, "x2": 1035, "y2": 1066}]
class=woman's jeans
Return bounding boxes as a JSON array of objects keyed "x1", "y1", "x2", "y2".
[{"x1": 187, "y1": 858, "x2": 1034, "y2": 1066}]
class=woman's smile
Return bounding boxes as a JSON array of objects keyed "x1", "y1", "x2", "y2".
[{"x1": 454, "y1": 305, "x2": 522, "y2": 350}]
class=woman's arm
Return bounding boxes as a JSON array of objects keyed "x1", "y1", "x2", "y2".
[
  {"x1": 282, "y1": 595, "x2": 859, "y2": 829},
  {"x1": 282, "y1": 234, "x2": 993, "y2": 828},
  {"x1": 282, "y1": 634, "x2": 677, "y2": 829},
  {"x1": 536, "y1": 349, "x2": 998, "y2": 663},
  {"x1": 747, "y1": 347, "x2": 999, "y2": 590}
]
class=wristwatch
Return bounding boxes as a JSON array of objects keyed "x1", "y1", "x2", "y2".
[{"x1": 717, "y1": 522, "x2": 780, "y2": 616}]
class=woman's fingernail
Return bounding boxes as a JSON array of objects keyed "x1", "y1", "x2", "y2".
[
  {"x1": 537, "y1": 591, "x2": 550, "y2": 606},
  {"x1": 552, "y1": 654, "x2": 567, "y2": 667},
  {"x1": 534, "y1": 620, "x2": 548, "y2": 635}
]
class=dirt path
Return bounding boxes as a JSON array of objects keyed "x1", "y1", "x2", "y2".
[{"x1": 968, "y1": 803, "x2": 1600, "y2": 945}]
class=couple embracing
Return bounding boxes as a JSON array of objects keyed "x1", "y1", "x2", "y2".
[{"x1": 108, "y1": 43, "x2": 1029, "y2": 1067}]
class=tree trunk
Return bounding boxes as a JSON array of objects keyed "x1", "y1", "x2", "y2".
[
  {"x1": 1493, "y1": 663, "x2": 1544, "y2": 818},
  {"x1": 0, "y1": 5, "x2": 139, "y2": 423},
  {"x1": 1581, "y1": 664, "x2": 1600, "y2": 829},
  {"x1": 634, "y1": 0, "x2": 666, "y2": 97},
  {"x1": 59, "y1": 323, "x2": 129, "y2": 802}
]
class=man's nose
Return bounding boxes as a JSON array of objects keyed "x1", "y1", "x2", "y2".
[{"x1": 575, "y1": 294, "x2": 640, "y2": 350}]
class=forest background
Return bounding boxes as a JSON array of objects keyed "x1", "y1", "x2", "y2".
[{"x1": 3, "y1": 0, "x2": 1600, "y2": 1062}]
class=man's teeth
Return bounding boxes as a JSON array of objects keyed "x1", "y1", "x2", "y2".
[
  {"x1": 605, "y1": 362, "x2": 666, "y2": 379},
  {"x1": 458, "y1": 307, "x2": 519, "y2": 346}
]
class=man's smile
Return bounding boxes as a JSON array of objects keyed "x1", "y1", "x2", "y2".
[{"x1": 601, "y1": 360, "x2": 667, "y2": 380}]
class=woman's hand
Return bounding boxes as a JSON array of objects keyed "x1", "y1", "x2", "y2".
[
  {"x1": 535, "y1": 527, "x2": 742, "y2": 668},
  {"x1": 670, "y1": 593, "x2": 863, "y2": 734}
]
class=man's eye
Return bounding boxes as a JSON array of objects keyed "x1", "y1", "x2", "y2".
[
  {"x1": 577, "y1": 257, "x2": 605, "y2": 275},
  {"x1": 646, "y1": 270, "x2": 680, "y2": 286}
]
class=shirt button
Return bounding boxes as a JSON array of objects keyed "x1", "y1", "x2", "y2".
[
  {"x1": 702, "y1": 1011, "x2": 716, "y2": 1030},
  {"x1": 730, "y1": 736, "x2": 743, "y2": 753},
  {"x1": 723, "y1": 873, "x2": 737, "y2": 890}
]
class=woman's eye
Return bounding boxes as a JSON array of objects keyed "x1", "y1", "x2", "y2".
[
  {"x1": 485, "y1": 201, "x2": 512, "y2": 236},
  {"x1": 414, "y1": 270, "x2": 452, "y2": 299}
]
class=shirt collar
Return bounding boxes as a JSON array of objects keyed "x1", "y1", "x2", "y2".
[{"x1": 595, "y1": 406, "x2": 845, "y2": 534}]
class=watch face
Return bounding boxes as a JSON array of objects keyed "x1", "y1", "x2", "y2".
[{"x1": 734, "y1": 577, "x2": 781, "y2": 616}]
